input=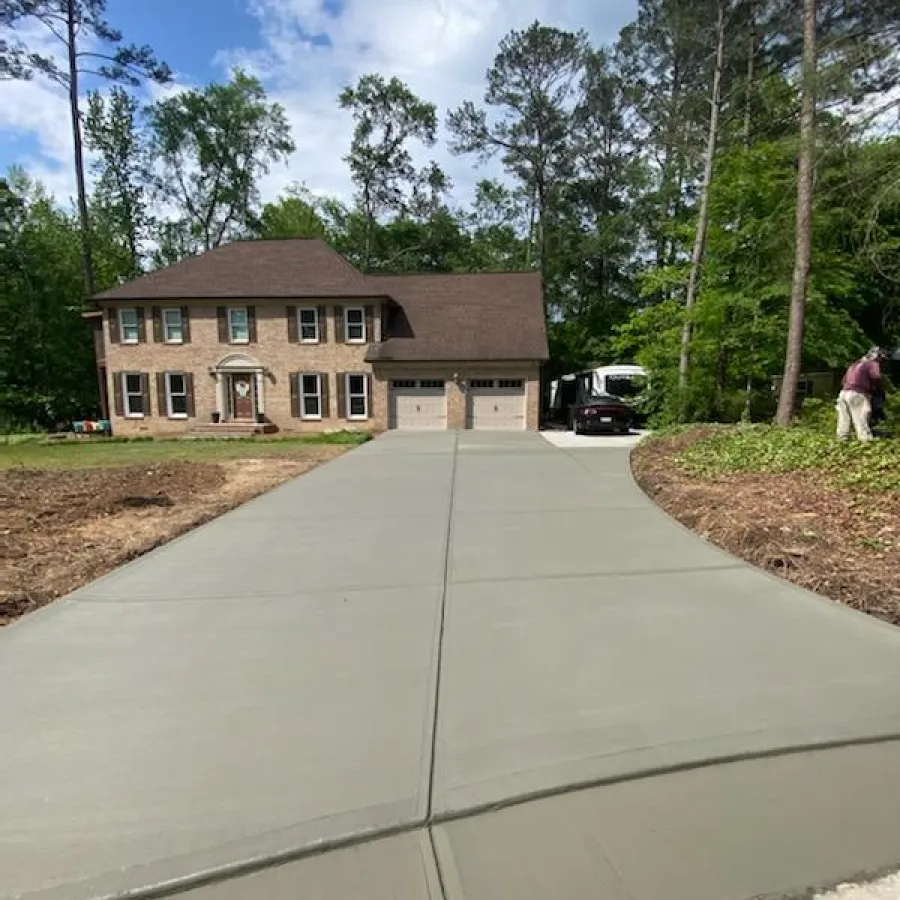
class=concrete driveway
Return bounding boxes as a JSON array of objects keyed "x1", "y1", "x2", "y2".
[{"x1": 4, "y1": 431, "x2": 900, "y2": 900}]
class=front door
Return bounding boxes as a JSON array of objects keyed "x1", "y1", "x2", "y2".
[{"x1": 230, "y1": 374, "x2": 255, "y2": 420}]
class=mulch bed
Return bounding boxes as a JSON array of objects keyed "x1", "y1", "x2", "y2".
[{"x1": 632, "y1": 432, "x2": 900, "y2": 627}]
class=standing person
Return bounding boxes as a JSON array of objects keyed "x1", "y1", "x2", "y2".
[{"x1": 836, "y1": 347, "x2": 885, "y2": 442}]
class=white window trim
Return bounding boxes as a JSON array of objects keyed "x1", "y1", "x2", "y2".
[
  {"x1": 119, "y1": 308, "x2": 140, "y2": 345},
  {"x1": 300, "y1": 373, "x2": 322, "y2": 421},
  {"x1": 163, "y1": 308, "x2": 184, "y2": 344},
  {"x1": 298, "y1": 307, "x2": 320, "y2": 344},
  {"x1": 228, "y1": 306, "x2": 250, "y2": 344},
  {"x1": 122, "y1": 372, "x2": 145, "y2": 418},
  {"x1": 166, "y1": 372, "x2": 189, "y2": 419},
  {"x1": 346, "y1": 373, "x2": 369, "y2": 420},
  {"x1": 344, "y1": 306, "x2": 365, "y2": 344}
]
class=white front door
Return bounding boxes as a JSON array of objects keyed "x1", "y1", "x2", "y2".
[
  {"x1": 466, "y1": 379, "x2": 526, "y2": 430},
  {"x1": 389, "y1": 379, "x2": 447, "y2": 430}
]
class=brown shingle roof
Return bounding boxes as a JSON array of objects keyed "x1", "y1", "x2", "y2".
[
  {"x1": 367, "y1": 272, "x2": 548, "y2": 362},
  {"x1": 93, "y1": 239, "x2": 548, "y2": 362},
  {"x1": 93, "y1": 239, "x2": 375, "y2": 300}
]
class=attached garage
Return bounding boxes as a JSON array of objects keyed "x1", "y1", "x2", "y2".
[
  {"x1": 389, "y1": 379, "x2": 447, "y2": 430},
  {"x1": 466, "y1": 379, "x2": 526, "y2": 430}
]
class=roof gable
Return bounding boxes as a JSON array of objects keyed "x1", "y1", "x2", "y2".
[{"x1": 93, "y1": 239, "x2": 373, "y2": 301}]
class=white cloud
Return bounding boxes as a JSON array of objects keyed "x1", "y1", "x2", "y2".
[
  {"x1": 0, "y1": 0, "x2": 639, "y2": 211},
  {"x1": 222, "y1": 0, "x2": 639, "y2": 207}
]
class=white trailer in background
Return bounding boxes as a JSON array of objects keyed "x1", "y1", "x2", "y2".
[{"x1": 549, "y1": 364, "x2": 648, "y2": 427}]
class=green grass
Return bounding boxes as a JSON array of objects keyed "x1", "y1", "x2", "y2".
[
  {"x1": 677, "y1": 424, "x2": 900, "y2": 492},
  {"x1": 0, "y1": 431, "x2": 370, "y2": 470}
]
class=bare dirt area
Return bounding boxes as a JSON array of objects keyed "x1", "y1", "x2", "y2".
[
  {"x1": 0, "y1": 448, "x2": 344, "y2": 625},
  {"x1": 632, "y1": 432, "x2": 900, "y2": 627}
]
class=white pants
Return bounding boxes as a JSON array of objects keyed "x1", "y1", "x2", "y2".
[{"x1": 836, "y1": 389, "x2": 873, "y2": 442}]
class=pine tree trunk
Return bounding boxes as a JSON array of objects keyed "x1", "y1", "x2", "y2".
[
  {"x1": 678, "y1": 0, "x2": 727, "y2": 408},
  {"x1": 775, "y1": 0, "x2": 816, "y2": 426},
  {"x1": 66, "y1": 0, "x2": 95, "y2": 297}
]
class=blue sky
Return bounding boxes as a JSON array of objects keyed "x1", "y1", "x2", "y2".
[{"x1": 0, "y1": 0, "x2": 638, "y2": 209}]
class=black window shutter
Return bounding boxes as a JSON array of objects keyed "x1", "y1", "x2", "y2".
[
  {"x1": 112, "y1": 372, "x2": 124, "y2": 416},
  {"x1": 318, "y1": 305, "x2": 327, "y2": 342},
  {"x1": 320, "y1": 372, "x2": 330, "y2": 418},
  {"x1": 365, "y1": 373, "x2": 373, "y2": 419},
  {"x1": 217, "y1": 307, "x2": 228, "y2": 342},
  {"x1": 136, "y1": 307, "x2": 147, "y2": 343},
  {"x1": 141, "y1": 372, "x2": 151, "y2": 415},
  {"x1": 152, "y1": 307, "x2": 163, "y2": 343},
  {"x1": 336, "y1": 372, "x2": 347, "y2": 418},
  {"x1": 108, "y1": 308, "x2": 120, "y2": 344},
  {"x1": 156, "y1": 372, "x2": 167, "y2": 415},
  {"x1": 364, "y1": 305, "x2": 374, "y2": 342},
  {"x1": 185, "y1": 372, "x2": 196, "y2": 417},
  {"x1": 247, "y1": 306, "x2": 257, "y2": 343},
  {"x1": 289, "y1": 373, "x2": 300, "y2": 417},
  {"x1": 181, "y1": 307, "x2": 191, "y2": 344},
  {"x1": 286, "y1": 305, "x2": 298, "y2": 342},
  {"x1": 334, "y1": 307, "x2": 344, "y2": 343}
]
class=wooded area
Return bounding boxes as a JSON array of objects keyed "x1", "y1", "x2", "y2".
[{"x1": 1, "y1": 0, "x2": 899, "y2": 430}]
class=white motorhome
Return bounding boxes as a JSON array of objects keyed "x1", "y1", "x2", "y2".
[{"x1": 549, "y1": 364, "x2": 648, "y2": 426}]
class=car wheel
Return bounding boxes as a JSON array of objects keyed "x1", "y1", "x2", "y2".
[{"x1": 574, "y1": 421, "x2": 582, "y2": 435}]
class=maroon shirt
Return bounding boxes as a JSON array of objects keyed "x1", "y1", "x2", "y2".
[{"x1": 842, "y1": 359, "x2": 882, "y2": 395}]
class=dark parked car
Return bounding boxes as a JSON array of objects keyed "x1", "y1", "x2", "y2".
[{"x1": 570, "y1": 393, "x2": 633, "y2": 435}]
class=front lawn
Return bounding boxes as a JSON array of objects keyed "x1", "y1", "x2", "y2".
[
  {"x1": 0, "y1": 431, "x2": 369, "y2": 471},
  {"x1": 633, "y1": 425, "x2": 900, "y2": 626}
]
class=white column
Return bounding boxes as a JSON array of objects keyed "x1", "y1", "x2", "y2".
[
  {"x1": 255, "y1": 370, "x2": 265, "y2": 417},
  {"x1": 215, "y1": 372, "x2": 225, "y2": 419}
]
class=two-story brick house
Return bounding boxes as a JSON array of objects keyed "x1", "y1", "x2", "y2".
[{"x1": 87, "y1": 238, "x2": 548, "y2": 435}]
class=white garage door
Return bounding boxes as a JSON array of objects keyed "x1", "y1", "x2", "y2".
[
  {"x1": 389, "y1": 379, "x2": 447, "y2": 430},
  {"x1": 466, "y1": 378, "x2": 526, "y2": 430}
]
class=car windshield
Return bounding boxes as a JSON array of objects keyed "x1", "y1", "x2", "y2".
[{"x1": 605, "y1": 375, "x2": 646, "y2": 399}]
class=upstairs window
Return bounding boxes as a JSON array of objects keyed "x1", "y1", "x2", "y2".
[
  {"x1": 298, "y1": 307, "x2": 319, "y2": 343},
  {"x1": 228, "y1": 307, "x2": 249, "y2": 343},
  {"x1": 119, "y1": 309, "x2": 140, "y2": 344},
  {"x1": 163, "y1": 308, "x2": 183, "y2": 343},
  {"x1": 345, "y1": 307, "x2": 365, "y2": 343}
]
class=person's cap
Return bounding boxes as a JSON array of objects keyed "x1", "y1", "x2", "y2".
[{"x1": 866, "y1": 346, "x2": 887, "y2": 361}]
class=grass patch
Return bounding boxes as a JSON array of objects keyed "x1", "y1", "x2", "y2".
[
  {"x1": 0, "y1": 431, "x2": 370, "y2": 471},
  {"x1": 678, "y1": 424, "x2": 900, "y2": 492}
]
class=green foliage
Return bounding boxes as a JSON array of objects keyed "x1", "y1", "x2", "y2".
[
  {"x1": 0, "y1": 172, "x2": 98, "y2": 430},
  {"x1": 148, "y1": 69, "x2": 295, "y2": 255},
  {"x1": 254, "y1": 185, "x2": 327, "y2": 240},
  {"x1": 679, "y1": 425, "x2": 900, "y2": 492}
]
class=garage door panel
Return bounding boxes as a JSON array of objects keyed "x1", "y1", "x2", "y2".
[
  {"x1": 390, "y1": 380, "x2": 447, "y2": 430},
  {"x1": 466, "y1": 380, "x2": 526, "y2": 430}
]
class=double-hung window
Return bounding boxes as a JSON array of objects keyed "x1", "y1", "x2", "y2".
[
  {"x1": 119, "y1": 309, "x2": 140, "y2": 344},
  {"x1": 301, "y1": 374, "x2": 322, "y2": 419},
  {"x1": 163, "y1": 308, "x2": 183, "y2": 343},
  {"x1": 166, "y1": 372, "x2": 188, "y2": 417},
  {"x1": 123, "y1": 373, "x2": 145, "y2": 417},
  {"x1": 228, "y1": 307, "x2": 249, "y2": 343},
  {"x1": 347, "y1": 373, "x2": 368, "y2": 419},
  {"x1": 298, "y1": 307, "x2": 319, "y2": 343},
  {"x1": 345, "y1": 307, "x2": 365, "y2": 343}
]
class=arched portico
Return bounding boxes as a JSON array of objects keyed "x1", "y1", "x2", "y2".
[{"x1": 212, "y1": 353, "x2": 268, "y2": 422}]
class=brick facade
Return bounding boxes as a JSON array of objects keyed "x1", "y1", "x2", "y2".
[{"x1": 101, "y1": 300, "x2": 541, "y2": 435}]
